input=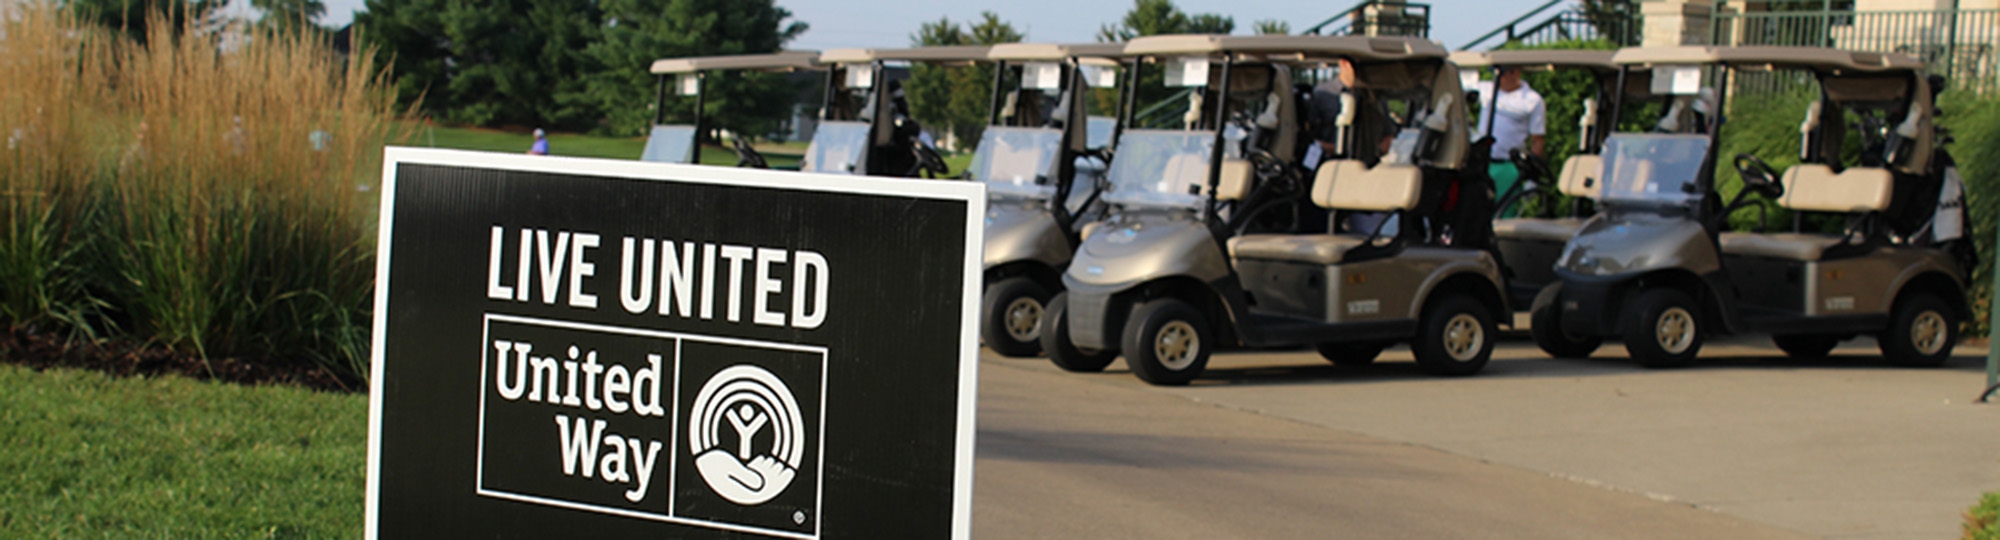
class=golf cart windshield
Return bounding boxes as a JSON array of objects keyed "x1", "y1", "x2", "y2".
[
  {"x1": 1598, "y1": 133, "x2": 1710, "y2": 207},
  {"x1": 1101, "y1": 129, "x2": 1213, "y2": 208},
  {"x1": 969, "y1": 126, "x2": 1063, "y2": 198},
  {"x1": 641, "y1": 125, "x2": 696, "y2": 163},
  {"x1": 801, "y1": 120, "x2": 870, "y2": 174},
  {"x1": 1086, "y1": 116, "x2": 1116, "y2": 149}
]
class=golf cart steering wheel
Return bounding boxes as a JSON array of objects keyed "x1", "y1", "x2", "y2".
[
  {"x1": 731, "y1": 137, "x2": 768, "y2": 169},
  {"x1": 913, "y1": 142, "x2": 950, "y2": 179},
  {"x1": 1509, "y1": 149, "x2": 1554, "y2": 187},
  {"x1": 1248, "y1": 149, "x2": 1289, "y2": 180},
  {"x1": 1732, "y1": 153, "x2": 1785, "y2": 199}
]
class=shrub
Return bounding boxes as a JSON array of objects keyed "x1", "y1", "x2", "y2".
[
  {"x1": 1966, "y1": 491, "x2": 2000, "y2": 540},
  {"x1": 0, "y1": 3, "x2": 398, "y2": 384}
]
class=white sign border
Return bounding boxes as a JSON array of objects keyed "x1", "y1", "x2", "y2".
[{"x1": 365, "y1": 148, "x2": 986, "y2": 540}]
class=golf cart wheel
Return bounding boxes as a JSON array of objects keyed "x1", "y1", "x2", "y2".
[
  {"x1": 1771, "y1": 334, "x2": 1840, "y2": 359},
  {"x1": 1412, "y1": 296, "x2": 1495, "y2": 377},
  {"x1": 1121, "y1": 298, "x2": 1212, "y2": 386},
  {"x1": 1623, "y1": 288, "x2": 1703, "y2": 368},
  {"x1": 1315, "y1": 342, "x2": 1385, "y2": 366},
  {"x1": 1880, "y1": 292, "x2": 1956, "y2": 367},
  {"x1": 982, "y1": 277, "x2": 1051, "y2": 358},
  {"x1": 1040, "y1": 292, "x2": 1117, "y2": 372},
  {"x1": 1531, "y1": 294, "x2": 1601, "y2": 359}
]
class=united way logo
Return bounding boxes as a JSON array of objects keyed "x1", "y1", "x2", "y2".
[{"x1": 689, "y1": 364, "x2": 805, "y2": 505}]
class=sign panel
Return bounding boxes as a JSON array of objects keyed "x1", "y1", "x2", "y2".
[{"x1": 366, "y1": 148, "x2": 984, "y2": 539}]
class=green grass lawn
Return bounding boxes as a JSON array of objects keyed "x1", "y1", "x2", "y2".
[{"x1": 0, "y1": 365, "x2": 366, "y2": 538}]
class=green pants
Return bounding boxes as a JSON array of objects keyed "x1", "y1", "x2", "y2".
[{"x1": 1489, "y1": 162, "x2": 1521, "y2": 218}]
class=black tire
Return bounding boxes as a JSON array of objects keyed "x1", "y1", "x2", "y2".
[
  {"x1": 1121, "y1": 298, "x2": 1213, "y2": 386},
  {"x1": 1040, "y1": 292, "x2": 1117, "y2": 372},
  {"x1": 1623, "y1": 288, "x2": 1703, "y2": 368},
  {"x1": 1412, "y1": 295, "x2": 1495, "y2": 376},
  {"x1": 1316, "y1": 342, "x2": 1384, "y2": 366},
  {"x1": 982, "y1": 277, "x2": 1051, "y2": 358},
  {"x1": 1772, "y1": 334, "x2": 1840, "y2": 359},
  {"x1": 1531, "y1": 283, "x2": 1601, "y2": 358},
  {"x1": 1880, "y1": 292, "x2": 1956, "y2": 367}
]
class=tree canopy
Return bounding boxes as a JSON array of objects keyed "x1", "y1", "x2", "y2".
[
  {"x1": 357, "y1": 0, "x2": 805, "y2": 135},
  {"x1": 905, "y1": 12, "x2": 1022, "y2": 151}
]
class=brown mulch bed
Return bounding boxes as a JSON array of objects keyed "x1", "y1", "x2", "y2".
[{"x1": 0, "y1": 328, "x2": 361, "y2": 393}]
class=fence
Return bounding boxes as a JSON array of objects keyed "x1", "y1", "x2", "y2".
[
  {"x1": 1463, "y1": 0, "x2": 1641, "y2": 50},
  {"x1": 1302, "y1": 0, "x2": 1431, "y2": 38},
  {"x1": 1713, "y1": 8, "x2": 2000, "y2": 94}
]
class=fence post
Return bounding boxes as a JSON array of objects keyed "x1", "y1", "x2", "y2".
[{"x1": 1987, "y1": 221, "x2": 2000, "y2": 399}]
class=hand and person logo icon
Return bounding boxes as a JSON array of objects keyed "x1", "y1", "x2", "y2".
[{"x1": 690, "y1": 365, "x2": 805, "y2": 505}]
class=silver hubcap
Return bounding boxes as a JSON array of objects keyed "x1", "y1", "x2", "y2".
[
  {"x1": 1911, "y1": 310, "x2": 1947, "y2": 356},
  {"x1": 1004, "y1": 297, "x2": 1043, "y2": 342},
  {"x1": 1443, "y1": 313, "x2": 1484, "y2": 361},
  {"x1": 1656, "y1": 307, "x2": 1695, "y2": 354},
  {"x1": 1155, "y1": 321, "x2": 1200, "y2": 371}
]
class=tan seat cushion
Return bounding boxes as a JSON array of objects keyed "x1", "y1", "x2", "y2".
[
  {"x1": 1718, "y1": 232, "x2": 1847, "y2": 261},
  {"x1": 1311, "y1": 160, "x2": 1422, "y2": 211},
  {"x1": 1228, "y1": 234, "x2": 1371, "y2": 265},
  {"x1": 1779, "y1": 164, "x2": 1891, "y2": 213},
  {"x1": 1216, "y1": 158, "x2": 1253, "y2": 201},
  {"x1": 1494, "y1": 217, "x2": 1587, "y2": 243},
  {"x1": 1557, "y1": 154, "x2": 1602, "y2": 199}
]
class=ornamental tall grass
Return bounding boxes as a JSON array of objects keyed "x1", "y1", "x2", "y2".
[
  {"x1": 0, "y1": 4, "x2": 398, "y2": 384},
  {"x1": 0, "y1": 4, "x2": 116, "y2": 334}
]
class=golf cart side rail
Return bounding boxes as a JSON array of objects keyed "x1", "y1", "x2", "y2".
[
  {"x1": 820, "y1": 46, "x2": 994, "y2": 65},
  {"x1": 1610, "y1": 46, "x2": 1922, "y2": 72},
  {"x1": 1448, "y1": 50, "x2": 1617, "y2": 72},
  {"x1": 1121, "y1": 34, "x2": 1448, "y2": 62},
  {"x1": 987, "y1": 43, "x2": 1126, "y2": 62},
  {"x1": 649, "y1": 51, "x2": 821, "y2": 74}
]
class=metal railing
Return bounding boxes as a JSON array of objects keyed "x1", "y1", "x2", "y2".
[
  {"x1": 1303, "y1": 0, "x2": 1430, "y2": 38},
  {"x1": 1713, "y1": 8, "x2": 2000, "y2": 93},
  {"x1": 1463, "y1": 0, "x2": 1641, "y2": 50}
]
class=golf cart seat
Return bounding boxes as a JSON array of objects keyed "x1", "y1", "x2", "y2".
[
  {"x1": 1229, "y1": 159, "x2": 1420, "y2": 264},
  {"x1": 1719, "y1": 164, "x2": 1892, "y2": 261},
  {"x1": 1493, "y1": 154, "x2": 1602, "y2": 242}
]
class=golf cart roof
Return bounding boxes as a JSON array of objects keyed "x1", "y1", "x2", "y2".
[
  {"x1": 819, "y1": 45, "x2": 993, "y2": 65},
  {"x1": 649, "y1": 51, "x2": 820, "y2": 74},
  {"x1": 1448, "y1": 49, "x2": 1617, "y2": 72},
  {"x1": 985, "y1": 42, "x2": 1127, "y2": 61},
  {"x1": 1122, "y1": 34, "x2": 1447, "y2": 63},
  {"x1": 1611, "y1": 46, "x2": 1922, "y2": 72}
]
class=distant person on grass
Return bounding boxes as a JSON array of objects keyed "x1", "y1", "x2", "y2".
[{"x1": 528, "y1": 128, "x2": 549, "y2": 156}]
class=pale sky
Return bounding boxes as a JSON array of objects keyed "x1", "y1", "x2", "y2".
[{"x1": 317, "y1": 0, "x2": 1551, "y2": 51}]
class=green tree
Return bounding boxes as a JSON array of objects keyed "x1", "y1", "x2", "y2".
[
  {"x1": 1096, "y1": 0, "x2": 1233, "y2": 41},
  {"x1": 357, "y1": 0, "x2": 603, "y2": 130},
  {"x1": 250, "y1": 0, "x2": 325, "y2": 34},
  {"x1": 1095, "y1": 0, "x2": 1236, "y2": 120},
  {"x1": 906, "y1": 12, "x2": 1022, "y2": 150},
  {"x1": 66, "y1": 0, "x2": 224, "y2": 44},
  {"x1": 583, "y1": 0, "x2": 808, "y2": 137},
  {"x1": 1253, "y1": 20, "x2": 1291, "y2": 35}
]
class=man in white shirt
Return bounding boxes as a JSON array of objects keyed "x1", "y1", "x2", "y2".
[{"x1": 1474, "y1": 66, "x2": 1545, "y2": 215}]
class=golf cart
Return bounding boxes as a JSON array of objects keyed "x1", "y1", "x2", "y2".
[
  {"x1": 803, "y1": 46, "x2": 990, "y2": 177},
  {"x1": 976, "y1": 42, "x2": 1130, "y2": 356},
  {"x1": 1533, "y1": 46, "x2": 1972, "y2": 367},
  {"x1": 1450, "y1": 50, "x2": 1635, "y2": 307},
  {"x1": 1041, "y1": 34, "x2": 1511, "y2": 386},
  {"x1": 646, "y1": 51, "x2": 820, "y2": 166}
]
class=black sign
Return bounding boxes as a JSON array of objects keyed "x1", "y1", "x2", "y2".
[{"x1": 366, "y1": 149, "x2": 984, "y2": 539}]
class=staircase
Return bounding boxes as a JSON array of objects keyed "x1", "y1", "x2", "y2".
[{"x1": 1461, "y1": 0, "x2": 1641, "y2": 50}]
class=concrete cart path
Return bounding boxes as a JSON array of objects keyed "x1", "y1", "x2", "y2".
[
  {"x1": 986, "y1": 337, "x2": 2000, "y2": 539},
  {"x1": 972, "y1": 347, "x2": 1811, "y2": 539}
]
